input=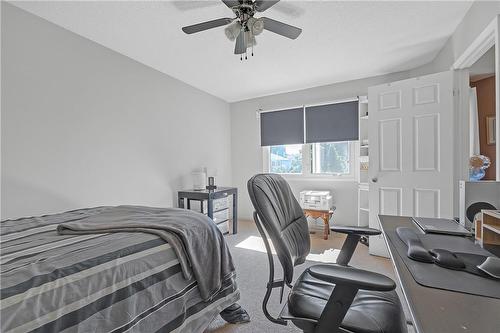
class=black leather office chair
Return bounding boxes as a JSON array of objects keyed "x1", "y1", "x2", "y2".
[{"x1": 247, "y1": 174, "x2": 407, "y2": 333}]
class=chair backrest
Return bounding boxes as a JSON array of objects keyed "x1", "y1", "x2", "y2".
[{"x1": 247, "y1": 173, "x2": 310, "y2": 284}]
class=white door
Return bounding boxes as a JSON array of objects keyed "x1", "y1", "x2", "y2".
[{"x1": 368, "y1": 71, "x2": 455, "y2": 257}]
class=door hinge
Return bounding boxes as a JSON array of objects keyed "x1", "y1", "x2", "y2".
[{"x1": 453, "y1": 89, "x2": 459, "y2": 97}]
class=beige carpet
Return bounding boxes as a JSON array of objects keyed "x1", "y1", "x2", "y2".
[{"x1": 206, "y1": 220, "x2": 413, "y2": 333}]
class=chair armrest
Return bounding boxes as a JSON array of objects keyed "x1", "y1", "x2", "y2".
[
  {"x1": 332, "y1": 226, "x2": 381, "y2": 266},
  {"x1": 308, "y1": 264, "x2": 396, "y2": 292},
  {"x1": 330, "y1": 225, "x2": 381, "y2": 236}
]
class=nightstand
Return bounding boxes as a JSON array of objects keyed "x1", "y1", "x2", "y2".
[{"x1": 178, "y1": 187, "x2": 238, "y2": 234}]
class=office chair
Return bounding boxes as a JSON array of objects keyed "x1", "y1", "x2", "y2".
[{"x1": 247, "y1": 174, "x2": 407, "y2": 333}]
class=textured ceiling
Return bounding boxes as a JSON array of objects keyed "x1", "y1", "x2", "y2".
[{"x1": 11, "y1": 1, "x2": 473, "y2": 102}]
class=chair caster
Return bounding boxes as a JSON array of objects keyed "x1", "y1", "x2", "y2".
[{"x1": 360, "y1": 236, "x2": 369, "y2": 246}]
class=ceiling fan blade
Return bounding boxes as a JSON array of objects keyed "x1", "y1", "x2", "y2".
[
  {"x1": 255, "y1": 0, "x2": 280, "y2": 12},
  {"x1": 262, "y1": 17, "x2": 301, "y2": 39},
  {"x1": 182, "y1": 18, "x2": 233, "y2": 34},
  {"x1": 221, "y1": 0, "x2": 242, "y2": 9},
  {"x1": 234, "y1": 30, "x2": 247, "y2": 54}
]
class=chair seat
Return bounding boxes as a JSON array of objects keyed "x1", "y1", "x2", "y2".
[{"x1": 288, "y1": 268, "x2": 407, "y2": 333}]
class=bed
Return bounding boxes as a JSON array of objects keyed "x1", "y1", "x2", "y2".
[{"x1": 0, "y1": 206, "x2": 242, "y2": 333}]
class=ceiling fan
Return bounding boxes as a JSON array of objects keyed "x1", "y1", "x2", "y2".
[{"x1": 181, "y1": 0, "x2": 302, "y2": 60}]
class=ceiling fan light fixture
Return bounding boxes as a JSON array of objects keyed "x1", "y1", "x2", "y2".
[
  {"x1": 224, "y1": 21, "x2": 241, "y2": 41},
  {"x1": 250, "y1": 17, "x2": 264, "y2": 36},
  {"x1": 181, "y1": 0, "x2": 302, "y2": 60},
  {"x1": 245, "y1": 30, "x2": 257, "y2": 47}
]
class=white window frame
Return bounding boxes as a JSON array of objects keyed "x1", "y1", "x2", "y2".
[
  {"x1": 310, "y1": 141, "x2": 355, "y2": 177},
  {"x1": 262, "y1": 141, "x2": 357, "y2": 181}
]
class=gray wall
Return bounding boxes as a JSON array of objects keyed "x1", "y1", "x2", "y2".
[
  {"x1": 1, "y1": 3, "x2": 231, "y2": 219},
  {"x1": 230, "y1": 71, "x2": 411, "y2": 224},
  {"x1": 4, "y1": 1, "x2": 497, "y2": 222},
  {"x1": 411, "y1": 1, "x2": 500, "y2": 75}
]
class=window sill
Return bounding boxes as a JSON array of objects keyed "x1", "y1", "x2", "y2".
[{"x1": 279, "y1": 174, "x2": 357, "y2": 183}]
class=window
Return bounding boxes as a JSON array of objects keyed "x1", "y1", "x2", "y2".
[
  {"x1": 270, "y1": 144, "x2": 302, "y2": 174},
  {"x1": 311, "y1": 142, "x2": 350, "y2": 175},
  {"x1": 265, "y1": 142, "x2": 354, "y2": 178},
  {"x1": 260, "y1": 99, "x2": 359, "y2": 179}
]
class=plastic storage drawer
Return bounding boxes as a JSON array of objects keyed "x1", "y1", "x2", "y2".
[
  {"x1": 213, "y1": 197, "x2": 229, "y2": 211},
  {"x1": 216, "y1": 221, "x2": 229, "y2": 234},
  {"x1": 212, "y1": 208, "x2": 229, "y2": 224}
]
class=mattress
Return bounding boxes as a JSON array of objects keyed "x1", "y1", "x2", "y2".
[{"x1": 0, "y1": 207, "x2": 240, "y2": 333}]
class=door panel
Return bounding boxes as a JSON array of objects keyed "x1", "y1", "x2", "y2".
[
  {"x1": 379, "y1": 90, "x2": 402, "y2": 110},
  {"x1": 379, "y1": 187, "x2": 402, "y2": 215},
  {"x1": 413, "y1": 188, "x2": 440, "y2": 218},
  {"x1": 368, "y1": 71, "x2": 454, "y2": 257},
  {"x1": 413, "y1": 84, "x2": 439, "y2": 105},
  {"x1": 414, "y1": 114, "x2": 440, "y2": 171},
  {"x1": 379, "y1": 119, "x2": 402, "y2": 171}
]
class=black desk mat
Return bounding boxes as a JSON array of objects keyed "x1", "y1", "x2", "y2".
[{"x1": 386, "y1": 230, "x2": 500, "y2": 299}]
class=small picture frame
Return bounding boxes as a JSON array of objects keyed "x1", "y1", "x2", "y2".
[{"x1": 486, "y1": 116, "x2": 496, "y2": 145}]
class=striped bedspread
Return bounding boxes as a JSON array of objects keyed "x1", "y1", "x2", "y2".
[{"x1": 0, "y1": 207, "x2": 240, "y2": 333}]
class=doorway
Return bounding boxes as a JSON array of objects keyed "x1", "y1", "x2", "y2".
[
  {"x1": 469, "y1": 46, "x2": 496, "y2": 180},
  {"x1": 452, "y1": 16, "x2": 499, "y2": 181}
]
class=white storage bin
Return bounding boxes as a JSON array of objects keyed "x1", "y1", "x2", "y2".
[
  {"x1": 188, "y1": 197, "x2": 229, "y2": 214},
  {"x1": 213, "y1": 197, "x2": 229, "y2": 211},
  {"x1": 212, "y1": 208, "x2": 229, "y2": 224},
  {"x1": 216, "y1": 221, "x2": 229, "y2": 234},
  {"x1": 188, "y1": 200, "x2": 207, "y2": 213}
]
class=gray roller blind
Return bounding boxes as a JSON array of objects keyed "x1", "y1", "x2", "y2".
[
  {"x1": 260, "y1": 107, "x2": 304, "y2": 146},
  {"x1": 305, "y1": 101, "x2": 359, "y2": 143}
]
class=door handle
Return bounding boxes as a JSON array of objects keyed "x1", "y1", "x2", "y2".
[{"x1": 371, "y1": 177, "x2": 378, "y2": 183}]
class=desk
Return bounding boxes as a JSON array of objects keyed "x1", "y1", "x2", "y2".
[
  {"x1": 178, "y1": 187, "x2": 238, "y2": 234},
  {"x1": 379, "y1": 215, "x2": 500, "y2": 333}
]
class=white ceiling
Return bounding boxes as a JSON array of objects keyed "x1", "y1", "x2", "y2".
[{"x1": 11, "y1": 1, "x2": 473, "y2": 102}]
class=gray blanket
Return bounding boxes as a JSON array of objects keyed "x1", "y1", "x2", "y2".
[{"x1": 57, "y1": 205, "x2": 235, "y2": 301}]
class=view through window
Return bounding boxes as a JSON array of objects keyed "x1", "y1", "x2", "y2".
[
  {"x1": 269, "y1": 142, "x2": 351, "y2": 176},
  {"x1": 270, "y1": 144, "x2": 302, "y2": 174},
  {"x1": 311, "y1": 142, "x2": 350, "y2": 174}
]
